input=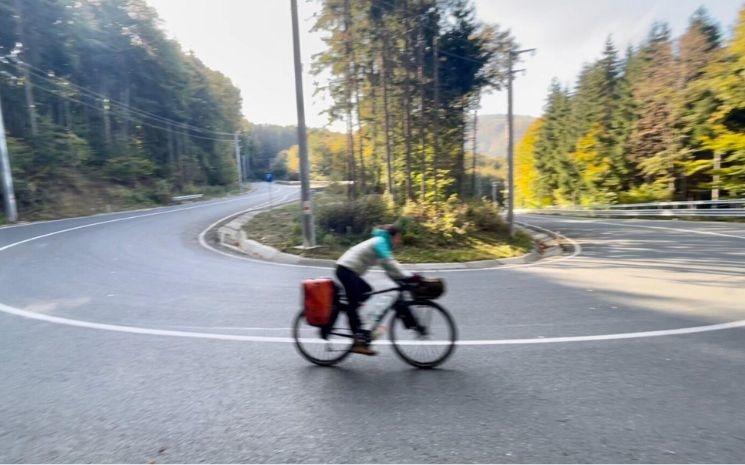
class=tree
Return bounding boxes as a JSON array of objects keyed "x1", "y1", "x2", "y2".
[
  {"x1": 515, "y1": 118, "x2": 543, "y2": 207},
  {"x1": 628, "y1": 23, "x2": 679, "y2": 199},
  {"x1": 696, "y1": 6, "x2": 745, "y2": 197},
  {"x1": 311, "y1": 0, "x2": 511, "y2": 204},
  {"x1": 0, "y1": 0, "x2": 246, "y2": 217}
]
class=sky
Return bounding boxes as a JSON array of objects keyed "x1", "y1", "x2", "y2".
[{"x1": 144, "y1": 0, "x2": 742, "y2": 130}]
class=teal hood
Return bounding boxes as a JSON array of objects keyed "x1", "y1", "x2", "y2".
[{"x1": 371, "y1": 228, "x2": 394, "y2": 259}]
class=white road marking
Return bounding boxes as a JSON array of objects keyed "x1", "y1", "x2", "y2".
[
  {"x1": 2, "y1": 190, "x2": 743, "y2": 346},
  {"x1": 1, "y1": 302, "x2": 744, "y2": 345},
  {"x1": 524, "y1": 215, "x2": 745, "y2": 241},
  {"x1": 0, "y1": 190, "x2": 279, "y2": 253},
  {"x1": 197, "y1": 213, "x2": 583, "y2": 273},
  {"x1": 0, "y1": 189, "x2": 269, "y2": 231}
]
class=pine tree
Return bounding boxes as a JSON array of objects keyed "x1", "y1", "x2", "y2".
[
  {"x1": 628, "y1": 23, "x2": 680, "y2": 200},
  {"x1": 676, "y1": 8, "x2": 724, "y2": 199},
  {"x1": 696, "y1": 6, "x2": 745, "y2": 197}
]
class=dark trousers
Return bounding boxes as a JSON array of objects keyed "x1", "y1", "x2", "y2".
[{"x1": 335, "y1": 265, "x2": 372, "y2": 336}]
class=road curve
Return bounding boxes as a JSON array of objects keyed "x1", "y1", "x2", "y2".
[{"x1": 1, "y1": 188, "x2": 744, "y2": 463}]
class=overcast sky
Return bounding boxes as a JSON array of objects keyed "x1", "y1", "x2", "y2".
[{"x1": 144, "y1": 0, "x2": 742, "y2": 129}]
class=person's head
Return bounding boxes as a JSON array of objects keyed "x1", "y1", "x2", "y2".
[{"x1": 379, "y1": 224, "x2": 402, "y2": 247}]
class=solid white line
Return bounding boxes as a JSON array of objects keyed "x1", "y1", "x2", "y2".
[
  {"x1": 197, "y1": 215, "x2": 583, "y2": 273},
  {"x1": 2, "y1": 200, "x2": 743, "y2": 345},
  {"x1": 0, "y1": 189, "x2": 264, "y2": 231},
  {"x1": 524, "y1": 215, "x2": 745, "y2": 241},
  {"x1": 0, "y1": 205, "x2": 161, "y2": 230},
  {"x1": 1, "y1": 302, "x2": 744, "y2": 345},
  {"x1": 0, "y1": 191, "x2": 276, "y2": 253},
  {"x1": 516, "y1": 221, "x2": 583, "y2": 262},
  {"x1": 5, "y1": 193, "x2": 745, "y2": 346}
]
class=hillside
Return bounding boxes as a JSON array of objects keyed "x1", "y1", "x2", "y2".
[
  {"x1": 0, "y1": 0, "x2": 245, "y2": 221},
  {"x1": 476, "y1": 114, "x2": 536, "y2": 158}
]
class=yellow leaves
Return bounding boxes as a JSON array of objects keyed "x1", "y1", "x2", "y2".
[
  {"x1": 683, "y1": 158, "x2": 714, "y2": 176},
  {"x1": 567, "y1": 123, "x2": 612, "y2": 203},
  {"x1": 515, "y1": 118, "x2": 543, "y2": 208},
  {"x1": 731, "y1": 6, "x2": 745, "y2": 57}
]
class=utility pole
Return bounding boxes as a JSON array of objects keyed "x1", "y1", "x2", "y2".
[
  {"x1": 506, "y1": 47, "x2": 535, "y2": 237},
  {"x1": 234, "y1": 131, "x2": 243, "y2": 188},
  {"x1": 0, "y1": 87, "x2": 18, "y2": 223},
  {"x1": 290, "y1": 0, "x2": 315, "y2": 248}
]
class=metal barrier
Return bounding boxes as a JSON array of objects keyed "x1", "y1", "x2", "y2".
[
  {"x1": 172, "y1": 194, "x2": 204, "y2": 203},
  {"x1": 529, "y1": 198, "x2": 745, "y2": 218}
]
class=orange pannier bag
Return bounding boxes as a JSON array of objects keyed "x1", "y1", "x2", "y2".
[{"x1": 302, "y1": 278, "x2": 335, "y2": 327}]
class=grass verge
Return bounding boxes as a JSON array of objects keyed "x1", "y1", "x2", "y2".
[{"x1": 244, "y1": 195, "x2": 533, "y2": 263}]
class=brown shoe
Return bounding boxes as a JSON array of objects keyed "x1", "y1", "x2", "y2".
[{"x1": 351, "y1": 342, "x2": 377, "y2": 356}]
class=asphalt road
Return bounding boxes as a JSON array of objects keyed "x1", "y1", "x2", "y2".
[{"x1": 1, "y1": 185, "x2": 745, "y2": 463}]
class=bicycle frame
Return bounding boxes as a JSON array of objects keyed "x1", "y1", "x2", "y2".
[{"x1": 328, "y1": 285, "x2": 408, "y2": 339}]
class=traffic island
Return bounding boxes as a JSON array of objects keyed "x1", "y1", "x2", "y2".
[{"x1": 213, "y1": 194, "x2": 565, "y2": 270}]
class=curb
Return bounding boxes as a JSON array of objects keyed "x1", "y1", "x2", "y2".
[{"x1": 213, "y1": 204, "x2": 566, "y2": 271}]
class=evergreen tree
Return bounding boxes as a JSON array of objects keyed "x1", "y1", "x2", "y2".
[{"x1": 628, "y1": 23, "x2": 679, "y2": 199}]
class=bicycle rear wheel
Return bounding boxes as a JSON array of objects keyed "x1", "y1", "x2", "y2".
[
  {"x1": 293, "y1": 310, "x2": 354, "y2": 366},
  {"x1": 390, "y1": 301, "x2": 457, "y2": 369}
]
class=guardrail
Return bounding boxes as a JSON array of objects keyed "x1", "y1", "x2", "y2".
[
  {"x1": 528, "y1": 198, "x2": 745, "y2": 218},
  {"x1": 172, "y1": 194, "x2": 204, "y2": 203}
]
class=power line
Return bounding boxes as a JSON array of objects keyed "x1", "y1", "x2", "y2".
[
  {"x1": 19, "y1": 61, "x2": 237, "y2": 137},
  {"x1": 15, "y1": 76, "x2": 235, "y2": 142},
  {"x1": 2, "y1": 58, "x2": 237, "y2": 138}
]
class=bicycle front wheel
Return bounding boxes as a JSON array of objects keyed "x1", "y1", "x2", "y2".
[
  {"x1": 390, "y1": 301, "x2": 457, "y2": 369},
  {"x1": 292, "y1": 310, "x2": 354, "y2": 366}
]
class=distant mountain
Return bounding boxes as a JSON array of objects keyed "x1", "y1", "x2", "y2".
[{"x1": 476, "y1": 114, "x2": 536, "y2": 158}]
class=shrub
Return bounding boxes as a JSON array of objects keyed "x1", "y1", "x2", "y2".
[
  {"x1": 465, "y1": 201, "x2": 505, "y2": 232},
  {"x1": 401, "y1": 195, "x2": 472, "y2": 245},
  {"x1": 400, "y1": 196, "x2": 507, "y2": 246},
  {"x1": 316, "y1": 195, "x2": 394, "y2": 235},
  {"x1": 149, "y1": 179, "x2": 173, "y2": 204},
  {"x1": 103, "y1": 156, "x2": 155, "y2": 186}
]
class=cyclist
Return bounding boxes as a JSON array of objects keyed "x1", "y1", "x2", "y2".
[{"x1": 333, "y1": 224, "x2": 419, "y2": 356}]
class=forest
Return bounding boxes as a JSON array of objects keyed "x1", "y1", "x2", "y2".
[
  {"x1": 0, "y1": 0, "x2": 248, "y2": 219},
  {"x1": 4, "y1": 0, "x2": 740, "y2": 222},
  {"x1": 516, "y1": 6, "x2": 745, "y2": 207},
  {"x1": 310, "y1": 0, "x2": 513, "y2": 202}
]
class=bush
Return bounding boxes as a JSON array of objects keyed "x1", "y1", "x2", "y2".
[
  {"x1": 401, "y1": 196, "x2": 507, "y2": 246},
  {"x1": 149, "y1": 179, "x2": 174, "y2": 204},
  {"x1": 103, "y1": 156, "x2": 155, "y2": 186},
  {"x1": 401, "y1": 195, "x2": 472, "y2": 245},
  {"x1": 465, "y1": 201, "x2": 505, "y2": 232},
  {"x1": 316, "y1": 195, "x2": 394, "y2": 235}
]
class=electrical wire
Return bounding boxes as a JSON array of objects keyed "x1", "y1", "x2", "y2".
[
  {"x1": 5, "y1": 59, "x2": 238, "y2": 137},
  {"x1": 16, "y1": 77, "x2": 236, "y2": 143}
]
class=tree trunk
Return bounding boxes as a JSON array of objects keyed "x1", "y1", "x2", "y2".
[
  {"x1": 102, "y1": 95, "x2": 112, "y2": 150},
  {"x1": 369, "y1": 60, "x2": 381, "y2": 191},
  {"x1": 402, "y1": 0, "x2": 414, "y2": 201},
  {"x1": 432, "y1": 33, "x2": 440, "y2": 202},
  {"x1": 354, "y1": 63, "x2": 366, "y2": 195},
  {"x1": 417, "y1": 4, "x2": 426, "y2": 200},
  {"x1": 472, "y1": 105, "x2": 478, "y2": 197},
  {"x1": 13, "y1": 0, "x2": 38, "y2": 137},
  {"x1": 712, "y1": 151, "x2": 721, "y2": 201},
  {"x1": 343, "y1": 0, "x2": 357, "y2": 199},
  {"x1": 382, "y1": 44, "x2": 394, "y2": 198},
  {"x1": 456, "y1": 99, "x2": 466, "y2": 196},
  {"x1": 167, "y1": 123, "x2": 176, "y2": 174}
]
